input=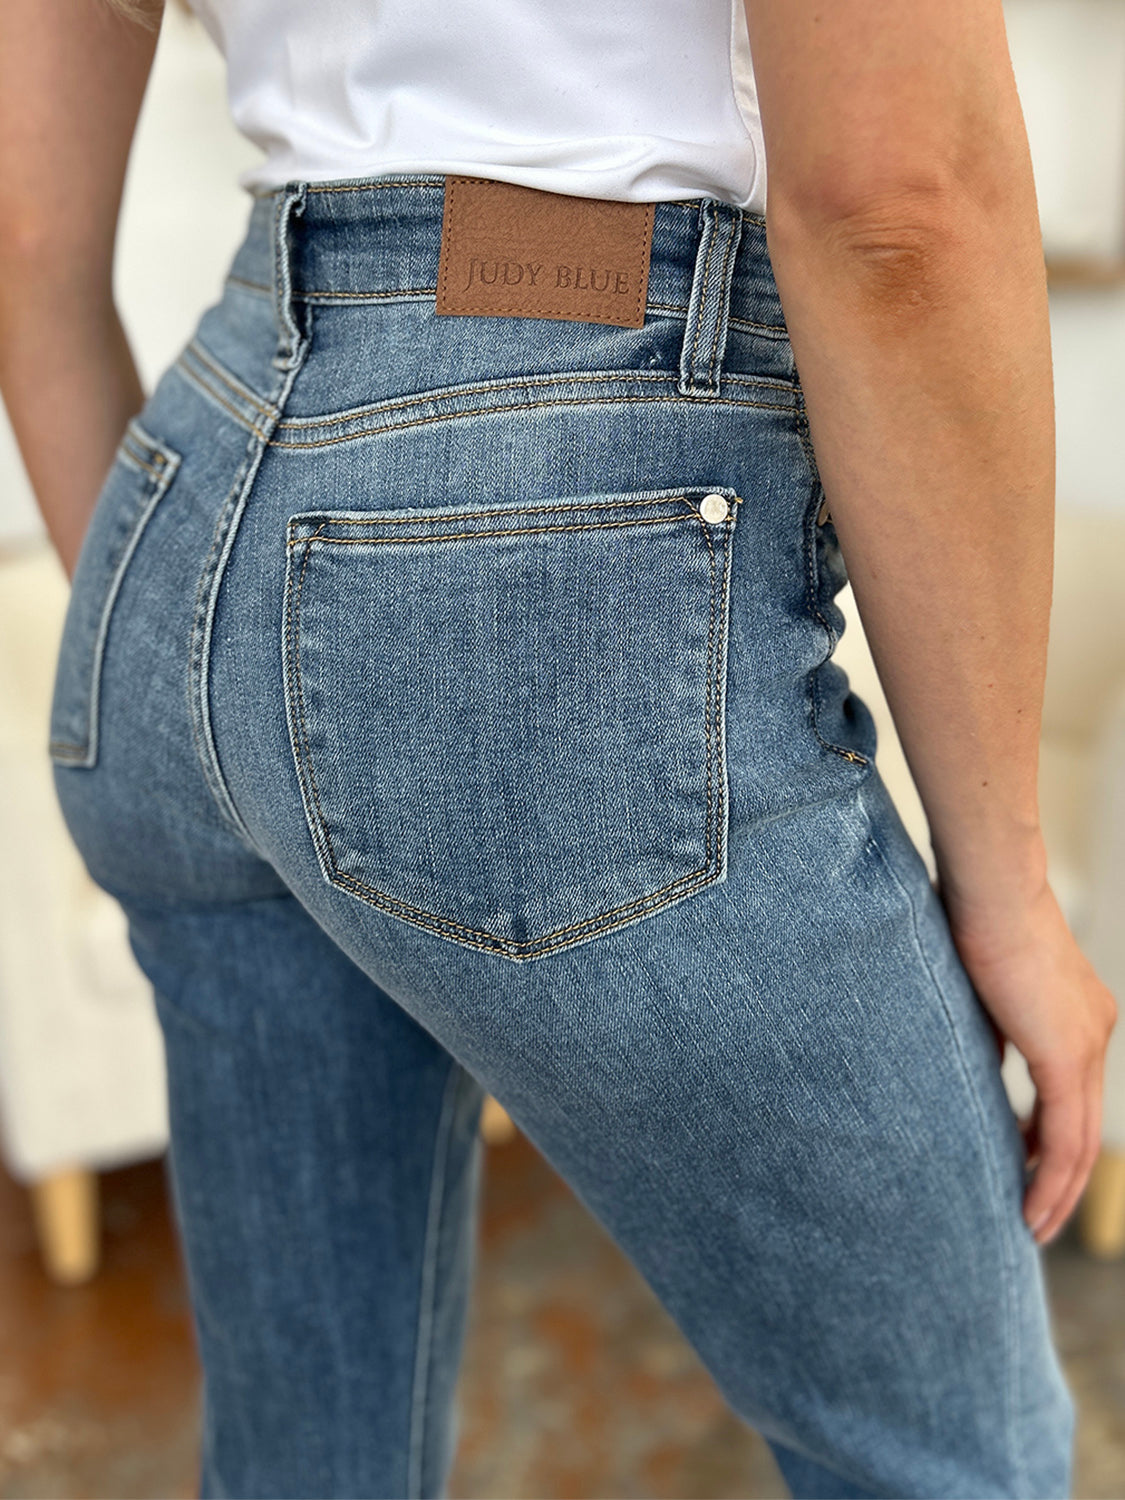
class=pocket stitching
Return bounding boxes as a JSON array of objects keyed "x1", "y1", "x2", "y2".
[
  {"x1": 289, "y1": 514, "x2": 719, "y2": 549},
  {"x1": 49, "y1": 422, "x2": 181, "y2": 767},
  {"x1": 283, "y1": 496, "x2": 734, "y2": 959},
  {"x1": 289, "y1": 490, "x2": 720, "y2": 531}
]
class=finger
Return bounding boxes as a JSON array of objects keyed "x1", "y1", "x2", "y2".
[
  {"x1": 1020, "y1": 1096, "x2": 1042, "y2": 1170},
  {"x1": 1038, "y1": 1074, "x2": 1110, "y2": 1248},
  {"x1": 984, "y1": 1011, "x2": 1007, "y2": 1065},
  {"x1": 1035, "y1": 1070, "x2": 1105, "y2": 1246},
  {"x1": 1032, "y1": 1072, "x2": 1098, "y2": 1243},
  {"x1": 1022, "y1": 1077, "x2": 1084, "y2": 1239}
]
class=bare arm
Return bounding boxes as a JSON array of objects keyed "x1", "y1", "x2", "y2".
[
  {"x1": 0, "y1": 0, "x2": 161, "y2": 576},
  {"x1": 744, "y1": 0, "x2": 1116, "y2": 1242}
]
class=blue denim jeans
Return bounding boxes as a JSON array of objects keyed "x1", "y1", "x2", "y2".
[{"x1": 50, "y1": 175, "x2": 1074, "y2": 1499}]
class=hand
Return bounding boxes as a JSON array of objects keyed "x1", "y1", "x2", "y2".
[{"x1": 942, "y1": 879, "x2": 1117, "y2": 1246}]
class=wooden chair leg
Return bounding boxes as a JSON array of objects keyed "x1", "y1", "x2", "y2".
[
  {"x1": 480, "y1": 1095, "x2": 517, "y2": 1146},
  {"x1": 29, "y1": 1167, "x2": 101, "y2": 1285},
  {"x1": 1079, "y1": 1148, "x2": 1125, "y2": 1260}
]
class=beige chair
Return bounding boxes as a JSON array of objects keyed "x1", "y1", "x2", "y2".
[{"x1": 0, "y1": 543, "x2": 169, "y2": 1284}]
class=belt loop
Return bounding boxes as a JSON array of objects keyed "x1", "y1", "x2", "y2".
[
  {"x1": 678, "y1": 200, "x2": 743, "y2": 398},
  {"x1": 272, "y1": 182, "x2": 309, "y2": 371}
]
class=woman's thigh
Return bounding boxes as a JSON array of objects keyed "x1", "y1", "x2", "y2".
[{"x1": 132, "y1": 893, "x2": 485, "y2": 1500}]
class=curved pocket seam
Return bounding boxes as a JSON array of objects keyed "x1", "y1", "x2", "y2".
[
  {"x1": 283, "y1": 492, "x2": 735, "y2": 960},
  {"x1": 49, "y1": 423, "x2": 182, "y2": 767}
]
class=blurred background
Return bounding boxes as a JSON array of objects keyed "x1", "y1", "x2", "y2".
[{"x1": 1, "y1": 1, "x2": 1124, "y2": 1495}]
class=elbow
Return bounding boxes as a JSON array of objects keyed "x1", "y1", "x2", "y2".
[
  {"x1": 0, "y1": 206, "x2": 55, "y2": 268},
  {"x1": 765, "y1": 178, "x2": 1003, "y2": 313},
  {"x1": 768, "y1": 173, "x2": 974, "y2": 256},
  {"x1": 764, "y1": 122, "x2": 1026, "y2": 242},
  {"x1": 0, "y1": 207, "x2": 115, "y2": 300}
]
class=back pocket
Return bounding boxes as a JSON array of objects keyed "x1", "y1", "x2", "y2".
[
  {"x1": 49, "y1": 421, "x2": 181, "y2": 768},
  {"x1": 284, "y1": 484, "x2": 740, "y2": 961}
]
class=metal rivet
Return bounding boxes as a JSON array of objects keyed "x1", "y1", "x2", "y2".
[{"x1": 700, "y1": 493, "x2": 729, "y2": 523}]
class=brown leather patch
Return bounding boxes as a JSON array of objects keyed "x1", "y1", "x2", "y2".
[{"x1": 436, "y1": 176, "x2": 654, "y2": 329}]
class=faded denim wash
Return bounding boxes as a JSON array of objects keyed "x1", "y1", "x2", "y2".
[{"x1": 50, "y1": 175, "x2": 1074, "y2": 1499}]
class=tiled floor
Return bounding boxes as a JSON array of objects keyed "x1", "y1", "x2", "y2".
[{"x1": 0, "y1": 1136, "x2": 1122, "y2": 1500}]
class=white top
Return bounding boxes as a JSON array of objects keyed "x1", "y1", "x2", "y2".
[{"x1": 185, "y1": 0, "x2": 767, "y2": 212}]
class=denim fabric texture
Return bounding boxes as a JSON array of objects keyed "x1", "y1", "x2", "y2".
[{"x1": 50, "y1": 174, "x2": 1074, "y2": 1499}]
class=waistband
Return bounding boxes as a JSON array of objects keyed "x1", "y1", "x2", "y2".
[{"x1": 227, "y1": 173, "x2": 788, "y2": 337}]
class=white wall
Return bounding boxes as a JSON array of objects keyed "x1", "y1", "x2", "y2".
[
  {"x1": 1051, "y1": 290, "x2": 1125, "y2": 513},
  {"x1": 1004, "y1": 0, "x2": 1125, "y2": 517},
  {"x1": 1005, "y1": 0, "x2": 1125, "y2": 261},
  {"x1": 0, "y1": 5, "x2": 259, "y2": 544}
]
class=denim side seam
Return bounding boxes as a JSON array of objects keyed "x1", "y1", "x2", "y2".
[
  {"x1": 185, "y1": 346, "x2": 308, "y2": 846},
  {"x1": 186, "y1": 185, "x2": 312, "y2": 845},
  {"x1": 406, "y1": 1063, "x2": 470, "y2": 1500},
  {"x1": 853, "y1": 785, "x2": 1027, "y2": 1499}
]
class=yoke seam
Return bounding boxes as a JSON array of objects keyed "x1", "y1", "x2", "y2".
[
  {"x1": 271, "y1": 392, "x2": 796, "y2": 450},
  {"x1": 276, "y1": 368, "x2": 796, "y2": 432},
  {"x1": 174, "y1": 359, "x2": 272, "y2": 444},
  {"x1": 184, "y1": 339, "x2": 277, "y2": 419}
]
